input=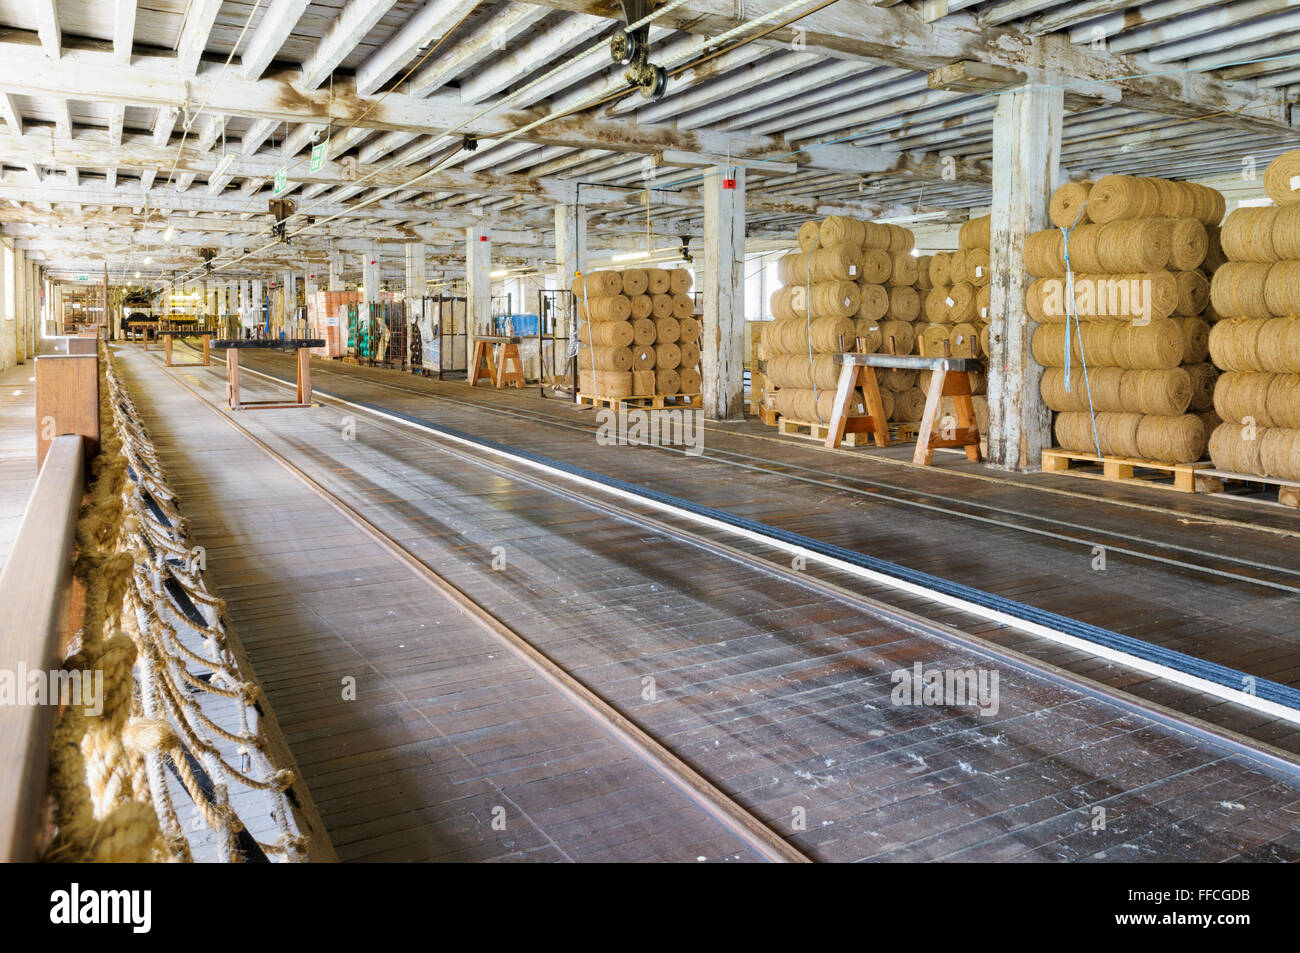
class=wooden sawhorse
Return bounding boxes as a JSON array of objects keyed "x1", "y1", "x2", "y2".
[
  {"x1": 469, "y1": 335, "x2": 525, "y2": 388},
  {"x1": 214, "y1": 338, "x2": 325, "y2": 410},
  {"x1": 824, "y1": 353, "x2": 983, "y2": 464}
]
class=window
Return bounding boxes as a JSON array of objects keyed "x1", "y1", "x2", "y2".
[{"x1": 3, "y1": 245, "x2": 13, "y2": 321}]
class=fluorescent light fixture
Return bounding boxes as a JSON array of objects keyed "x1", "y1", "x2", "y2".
[
  {"x1": 135, "y1": 271, "x2": 140, "y2": 278},
  {"x1": 490, "y1": 269, "x2": 509, "y2": 277},
  {"x1": 611, "y1": 250, "x2": 650, "y2": 262},
  {"x1": 164, "y1": 225, "x2": 175, "y2": 242},
  {"x1": 213, "y1": 153, "x2": 236, "y2": 180}
]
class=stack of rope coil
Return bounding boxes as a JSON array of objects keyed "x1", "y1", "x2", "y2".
[
  {"x1": 576, "y1": 268, "x2": 696, "y2": 399},
  {"x1": 763, "y1": 214, "x2": 918, "y2": 425},
  {"x1": 1207, "y1": 315, "x2": 1300, "y2": 479},
  {"x1": 1030, "y1": 175, "x2": 1225, "y2": 463}
]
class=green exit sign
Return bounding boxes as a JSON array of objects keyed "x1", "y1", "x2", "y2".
[
  {"x1": 310, "y1": 142, "x2": 326, "y2": 172},
  {"x1": 274, "y1": 167, "x2": 288, "y2": 195},
  {"x1": 76, "y1": 275, "x2": 88, "y2": 281}
]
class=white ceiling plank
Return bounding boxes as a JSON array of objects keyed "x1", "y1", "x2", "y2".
[
  {"x1": 458, "y1": 12, "x2": 608, "y2": 105},
  {"x1": 355, "y1": 0, "x2": 464, "y2": 95},
  {"x1": 34, "y1": 0, "x2": 61, "y2": 59},
  {"x1": 175, "y1": 0, "x2": 224, "y2": 75},
  {"x1": 0, "y1": 94, "x2": 22, "y2": 138},
  {"x1": 114, "y1": 0, "x2": 137, "y2": 65},
  {"x1": 240, "y1": 0, "x2": 312, "y2": 81},
  {"x1": 300, "y1": 0, "x2": 401, "y2": 91}
]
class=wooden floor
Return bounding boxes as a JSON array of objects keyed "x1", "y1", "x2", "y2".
[
  {"x1": 74, "y1": 341, "x2": 1300, "y2": 862},
  {"x1": 233, "y1": 348, "x2": 1300, "y2": 754}
]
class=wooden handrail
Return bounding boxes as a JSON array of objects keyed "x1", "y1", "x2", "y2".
[{"x1": 0, "y1": 434, "x2": 86, "y2": 861}]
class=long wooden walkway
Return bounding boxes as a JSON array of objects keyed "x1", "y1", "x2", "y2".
[{"x1": 88, "y1": 341, "x2": 1300, "y2": 862}]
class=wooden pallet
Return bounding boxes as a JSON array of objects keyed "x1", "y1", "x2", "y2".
[
  {"x1": 577, "y1": 392, "x2": 702, "y2": 411},
  {"x1": 1041, "y1": 448, "x2": 1212, "y2": 493},
  {"x1": 777, "y1": 416, "x2": 870, "y2": 448},
  {"x1": 1193, "y1": 468, "x2": 1300, "y2": 509},
  {"x1": 757, "y1": 404, "x2": 779, "y2": 426}
]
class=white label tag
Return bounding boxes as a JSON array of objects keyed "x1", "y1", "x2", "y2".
[
  {"x1": 1291, "y1": 174, "x2": 1300, "y2": 192},
  {"x1": 975, "y1": 266, "x2": 984, "y2": 277},
  {"x1": 980, "y1": 306, "x2": 988, "y2": 318},
  {"x1": 945, "y1": 296, "x2": 954, "y2": 307},
  {"x1": 325, "y1": 316, "x2": 339, "y2": 327},
  {"x1": 848, "y1": 265, "x2": 857, "y2": 276}
]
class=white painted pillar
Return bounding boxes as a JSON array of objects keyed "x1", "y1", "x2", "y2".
[
  {"x1": 701, "y1": 166, "x2": 746, "y2": 420},
  {"x1": 328, "y1": 253, "x2": 343, "y2": 292},
  {"x1": 251, "y1": 278, "x2": 263, "y2": 331},
  {"x1": 282, "y1": 270, "x2": 296, "y2": 334},
  {"x1": 987, "y1": 83, "x2": 1064, "y2": 471},
  {"x1": 363, "y1": 244, "x2": 380, "y2": 303},
  {"x1": 554, "y1": 203, "x2": 587, "y2": 342},
  {"x1": 405, "y1": 242, "x2": 426, "y2": 366},
  {"x1": 466, "y1": 224, "x2": 491, "y2": 345}
]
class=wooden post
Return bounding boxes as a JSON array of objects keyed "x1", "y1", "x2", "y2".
[
  {"x1": 702, "y1": 165, "x2": 745, "y2": 421},
  {"x1": 987, "y1": 82, "x2": 1062, "y2": 471},
  {"x1": 466, "y1": 225, "x2": 491, "y2": 351},
  {"x1": 34, "y1": 353, "x2": 99, "y2": 471},
  {"x1": 227, "y1": 348, "x2": 241, "y2": 409},
  {"x1": 297, "y1": 347, "x2": 311, "y2": 404},
  {"x1": 555, "y1": 203, "x2": 587, "y2": 342}
]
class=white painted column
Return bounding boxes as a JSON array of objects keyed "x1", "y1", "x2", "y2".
[
  {"x1": 404, "y1": 242, "x2": 426, "y2": 367},
  {"x1": 328, "y1": 253, "x2": 343, "y2": 292},
  {"x1": 282, "y1": 270, "x2": 296, "y2": 334},
  {"x1": 554, "y1": 203, "x2": 587, "y2": 343},
  {"x1": 701, "y1": 166, "x2": 746, "y2": 421},
  {"x1": 466, "y1": 224, "x2": 491, "y2": 347},
  {"x1": 363, "y1": 244, "x2": 380, "y2": 303},
  {"x1": 987, "y1": 83, "x2": 1064, "y2": 471},
  {"x1": 251, "y1": 278, "x2": 263, "y2": 332}
]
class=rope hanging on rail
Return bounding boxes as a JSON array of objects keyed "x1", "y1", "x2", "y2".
[{"x1": 44, "y1": 347, "x2": 310, "y2": 863}]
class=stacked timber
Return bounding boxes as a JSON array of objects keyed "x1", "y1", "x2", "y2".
[
  {"x1": 762, "y1": 214, "x2": 918, "y2": 425},
  {"x1": 575, "y1": 267, "x2": 698, "y2": 400},
  {"x1": 1205, "y1": 151, "x2": 1300, "y2": 480},
  {"x1": 1027, "y1": 175, "x2": 1226, "y2": 464}
]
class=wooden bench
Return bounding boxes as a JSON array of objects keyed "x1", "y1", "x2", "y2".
[
  {"x1": 212, "y1": 338, "x2": 324, "y2": 410},
  {"x1": 824, "y1": 353, "x2": 983, "y2": 464}
]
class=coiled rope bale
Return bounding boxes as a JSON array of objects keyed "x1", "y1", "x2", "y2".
[
  {"x1": 656, "y1": 367, "x2": 681, "y2": 396},
  {"x1": 671, "y1": 293, "x2": 694, "y2": 320},
  {"x1": 1032, "y1": 320, "x2": 1180, "y2": 369},
  {"x1": 1267, "y1": 374, "x2": 1300, "y2": 428},
  {"x1": 854, "y1": 318, "x2": 883, "y2": 352},
  {"x1": 857, "y1": 283, "x2": 889, "y2": 321},
  {"x1": 1173, "y1": 269, "x2": 1210, "y2": 316},
  {"x1": 629, "y1": 294, "x2": 653, "y2": 320},
  {"x1": 1186, "y1": 361, "x2": 1219, "y2": 411},
  {"x1": 887, "y1": 285, "x2": 920, "y2": 321},
  {"x1": 949, "y1": 249, "x2": 968, "y2": 285},
  {"x1": 587, "y1": 345, "x2": 633, "y2": 372},
  {"x1": 947, "y1": 281, "x2": 977, "y2": 323},
  {"x1": 950, "y1": 322, "x2": 979, "y2": 358},
  {"x1": 885, "y1": 223, "x2": 915, "y2": 254},
  {"x1": 1087, "y1": 175, "x2": 1163, "y2": 223},
  {"x1": 678, "y1": 316, "x2": 701, "y2": 344},
  {"x1": 679, "y1": 340, "x2": 700, "y2": 369},
  {"x1": 958, "y1": 214, "x2": 991, "y2": 249},
  {"x1": 887, "y1": 252, "x2": 918, "y2": 287},
  {"x1": 645, "y1": 268, "x2": 671, "y2": 295},
  {"x1": 877, "y1": 319, "x2": 915, "y2": 355},
  {"x1": 654, "y1": 341, "x2": 681, "y2": 370},
  {"x1": 1209, "y1": 316, "x2": 1300, "y2": 372},
  {"x1": 858, "y1": 248, "x2": 892, "y2": 284},
  {"x1": 632, "y1": 317, "x2": 657, "y2": 346},
  {"x1": 621, "y1": 269, "x2": 648, "y2": 296},
  {"x1": 1209, "y1": 422, "x2": 1263, "y2": 473},
  {"x1": 586, "y1": 295, "x2": 633, "y2": 322},
  {"x1": 1221, "y1": 206, "x2": 1278, "y2": 262},
  {"x1": 918, "y1": 323, "x2": 951, "y2": 356},
  {"x1": 1025, "y1": 229, "x2": 1066, "y2": 277},
  {"x1": 1272, "y1": 205, "x2": 1300, "y2": 260},
  {"x1": 820, "y1": 214, "x2": 867, "y2": 247},
  {"x1": 790, "y1": 279, "x2": 861, "y2": 319},
  {"x1": 679, "y1": 366, "x2": 702, "y2": 395},
  {"x1": 1168, "y1": 217, "x2": 1209, "y2": 270},
  {"x1": 979, "y1": 324, "x2": 990, "y2": 356},
  {"x1": 797, "y1": 220, "x2": 822, "y2": 252},
  {"x1": 928, "y1": 252, "x2": 951, "y2": 287},
  {"x1": 571, "y1": 271, "x2": 623, "y2": 297},
  {"x1": 925, "y1": 285, "x2": 952, "y2": 323},
  {"x1": 650, "y1": 293, "x2": 674, "y2": 319},
  {"x1": 1178, "y1": 317, "x2": 1211, "y2": 364},
  {"x1": 1134, "y1": 414, "x2": 1206, "y2": 463},
  {"x1": 880, "y1": 367, "x2": 918, "y2": 391},
  {"x1": 670, "y1": 268, "x2": 694, "y2": 295},
  {"x1": 1209, "y1": 262, "x2": 1272, "y2": 319},
  {"x1": 1213, "y1": 371, "x2": 1277, "y2": 426},
  {"x1": 776, "y1": 244, "x2": 860, "y2": 284},
  {"x1": 1096, "y1": 220, "x2": 1173, "y2": 272},
  {"x1": 579, "y1": 320, "x2": 634, "y2": 347},
  {"x1": 1260, "y1": 428, "x2": 1300, "y2": 480},
  {"x1": 774, "y1": 387, "x2": 852, "y2": 423},
  {"x1": 965, "y1": 247, "x2": 991, "y2": 287},
  {"x1": 1264, "y1": 260, "x2": 1300, "y2": 316},
  {"x1": 631, "y1": 345, "x2": 656, "y2": 371},
  {"x1": 916, "y1": 255, "x2": 934, "y2": 290},
  {"x1": 976, "y1": 284, "x2": 991, "y2": 323},
  {"x1": 1120, "y1": 368, "x2": 1194, "y2": 416},
  {"x1": 1264, "y1": 150, "x2": 1300, "y2": 207},
  {"x1": 1049, "y1": 180, "x2": 1092, "y2": 229},
  {"x1": 655, "y1": 315, "x2": 681, "y2": 344}
]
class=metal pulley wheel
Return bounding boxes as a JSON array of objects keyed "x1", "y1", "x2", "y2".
[
  {"x1": 631, "y1": 62, "x2": 668, "y2": 100},
  {"x1": 610, "y1": 29, "x2": 639, "y2": 65}
]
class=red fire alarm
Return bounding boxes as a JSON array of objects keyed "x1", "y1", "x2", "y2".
[
  {"x1": 478, "y1": 235, "x2": 488, "y2": 242},
  {"x1": 722, "y1": 176, "x2": 736, "y2": 190}
]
